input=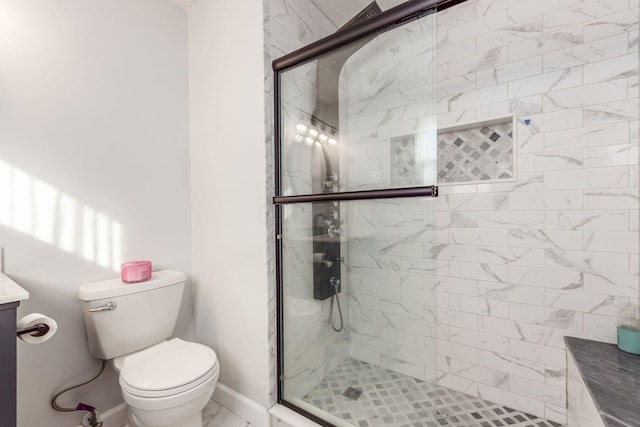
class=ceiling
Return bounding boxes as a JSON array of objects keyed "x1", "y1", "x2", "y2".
[{"x1": 169, "y1": 0, "x2": 409, "y2": 28}]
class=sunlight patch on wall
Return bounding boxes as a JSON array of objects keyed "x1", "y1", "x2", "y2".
[{"x1": 0, "y1": 158, "x2": 122, "y2": 271}]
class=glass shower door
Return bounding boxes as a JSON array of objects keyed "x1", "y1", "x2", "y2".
[{"x1": 275, "y1": 6, "x2": 438, "y2": 426}]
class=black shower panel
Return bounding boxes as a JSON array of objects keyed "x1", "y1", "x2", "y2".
[
  {"x1": 309, "y1": 3, "x2": 382, "y2": 302},
  {"x1": 313, "y1": 202, "x2": 342, "y2": 300}
]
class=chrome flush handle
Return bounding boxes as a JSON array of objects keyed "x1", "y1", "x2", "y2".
[{"x1": 89, "y1": 302, "x2": 116, "y2": 313}]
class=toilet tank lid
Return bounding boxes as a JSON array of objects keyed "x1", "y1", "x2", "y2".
[{"x1": 78, "y1": 270, "x2": 186, "y2": 301}]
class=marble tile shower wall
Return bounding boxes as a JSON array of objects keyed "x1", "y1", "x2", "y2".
[
  {"x1": 338, "y1": 15, "x2": 442, "y2": 384},
  {"x1": 434, "y1": 0, "x2": 639, "y2": 423},
  {"x1": 339, "y1": 16, "x2": 438, "y2": 191},
  {"x1": 268, "y1": 0, "x2": 351, "y2": 400},
  {"x1": 344, "y1": 198, "x2": 439, "y2": 381},
  {"x1": 343, "y1": 0, "x2": 639, "y2": 424},
  {"x1": 267, "y1": 0, "x2": 639, "y2": 422},
  {"x1": 281, "y1": 203, "x2": 350, "y2": 399},
  {"x1": 263, "y1": 0, "x2": 275, "y2": 406},
  {"x1": 268, "y1": 0, "x2": 336, "y2": 59}
]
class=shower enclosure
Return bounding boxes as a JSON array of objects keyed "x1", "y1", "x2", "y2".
[
  {"x1": 274, "y1": 2, "x2": 440, "y2": 425},
  {"x1": 271, "y1": 0, "x2": 638, "y2": 424}
]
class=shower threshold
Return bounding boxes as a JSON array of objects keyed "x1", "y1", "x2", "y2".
[{"x1": 297, "y1": 358, "x2": 563, "y2": 427}]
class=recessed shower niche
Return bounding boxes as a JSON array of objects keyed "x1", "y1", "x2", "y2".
[
  {"x1": 437, "y1": 116, "x2": 516, "y2": 184},
  {"x1": 389, "y1": 116, "x2": 517, "y2": 187}
]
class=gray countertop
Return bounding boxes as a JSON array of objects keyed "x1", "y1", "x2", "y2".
[
  {"x1": 565, "y1": 337, "x2": 640, "y2": 427},
  {"x1": 0, "y1": 272, "x2": 28, "y2": 305}
]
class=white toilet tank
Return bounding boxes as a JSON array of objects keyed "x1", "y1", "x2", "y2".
[{"x1": 79, "y1": 270, "x2": 186, "y2": 360}]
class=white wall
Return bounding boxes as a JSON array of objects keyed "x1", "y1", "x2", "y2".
[
  {"x1": 0, "y1": 1, "x2": 192, "y2": 425},
  {"x1": 189, "y1": 0, "x2": 271, "y2": 408}
]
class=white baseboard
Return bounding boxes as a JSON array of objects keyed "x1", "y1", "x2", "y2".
[
  {"x1": 100, "y1": 403, "x2": 128, "y2": 427},
  {"x1": 76, "y1": 402, "x2": 127, "y2": 427},
  {"x1": 78, "y1": 385, "x2": 269, "y2": 427},
  {"x1": 268, "y1": 404, "x2": 322, "y2": 427},
  {"x1": 213, "y1": 383, "x2": 269, "y2": 427}
]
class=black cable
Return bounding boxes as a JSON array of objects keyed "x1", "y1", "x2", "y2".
[{"x1": 51, "y1": 360, "x2": 107, "y2": 412}]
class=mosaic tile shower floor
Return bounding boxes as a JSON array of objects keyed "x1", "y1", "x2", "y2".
[{"x1": 301, "y1": 358, "x2": 563, "y2": 427}]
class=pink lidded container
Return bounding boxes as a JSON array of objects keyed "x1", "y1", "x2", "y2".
[{"x1": 121, "y1": 261, "x2": 152, "y2": 283}]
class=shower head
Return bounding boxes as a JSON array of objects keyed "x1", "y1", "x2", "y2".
[
  {"x1": 341, "y1": 2, "x2": 382, "y2": 29},
  {"x1": 313, "y1": 2, "x2": 382, "y2": 131}
]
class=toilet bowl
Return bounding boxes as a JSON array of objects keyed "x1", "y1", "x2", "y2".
[
  {"x1": 123, "y1": 376, "x2": 216, "y2": 427},
  {"x1": 112, "y1": 338, "x2": 219, "y2": 427},
  {"x1": 78, "y1": 271, "x2": 220, "y2": 427}
]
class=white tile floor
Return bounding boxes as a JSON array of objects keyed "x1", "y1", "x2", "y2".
[
  {"x1": 202, "y1": 400, "x2": 253, "y2": 427},
  {"x1": 125, "y1": 359, "x2": 564, "y2": 427},
  {"x1": 121, "y1": 400, "x2": 252, "y2": 427}
]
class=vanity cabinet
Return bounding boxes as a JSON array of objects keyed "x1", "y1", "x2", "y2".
[
  {"x1": 0, "y1": 301, "x2": 19, "y2": 427},
  {"x1": 0, "y1": 268, "x2": 29, "y2": 427}
]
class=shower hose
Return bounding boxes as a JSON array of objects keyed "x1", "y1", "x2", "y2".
[{"x1": 329, "y1": 287, "x2": 344, "y2": 332}]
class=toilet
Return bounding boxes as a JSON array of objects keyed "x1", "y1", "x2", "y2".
[{"x1": 78, "y1": 270, "x2": 219, "y2": 427}]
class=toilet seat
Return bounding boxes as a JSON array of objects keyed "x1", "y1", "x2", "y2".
[
  {"x1": 121, "y1": 371, "x2": 217, "y2": 413},
  {"x1": 119, "y1": 338, "x2": 219, "y2": 398}
]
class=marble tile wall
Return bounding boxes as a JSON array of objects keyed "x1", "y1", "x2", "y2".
[
  {"x1": 340, "y1": 0, "x2": 639, "y2": 424},
  {"x1": 338, "y1": 14, "x2": 440, "y2": 383},
  {"x1": 268, "y1": 0, "x2": 336, "y2": 59},
  {"x1": 339, "y1": 15, "x2": 438, "y2": 192},
  {"x1": 281, "y1": 205, "x2": 349, "y2": 399},
  {"x1": 267, "y1": 0, "x2": 639, "y2": 424},
  {"x1": 263, "y1": 0, "x2": 276, "y2": 407},
  {"x1": 566, "y1": 352, "x2": 605, "y2": 427},
  {"x1": 433, "y1": 0, "x2": 639, "y2": 423},
  {"x1": 343, "y1": 197, "x2": 439, "y2": 382},
  {"x1": 265, "y1": 0, "x2": 350, "y2": 404},
  {"x1": 279, "y1": 60, "x2": 316, "y2": 197},
  {"x1": 270, "y1": 418, "x2": 294, "y2": 427}
]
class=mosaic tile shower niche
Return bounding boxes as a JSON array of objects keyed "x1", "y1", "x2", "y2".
[{"x1": 390, "y1": 117, "x2": 515, "y2": 186}]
